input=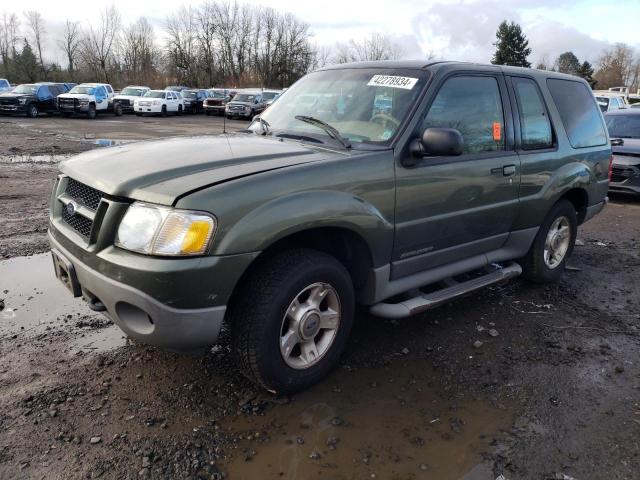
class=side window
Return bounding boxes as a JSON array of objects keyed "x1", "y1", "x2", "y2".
[
  {"x1": 96, "y1": 87, "x2": 106, "y2": 100},
  {"x1": 38, "y1": 86, "x2": 51, "y2": 99},
  {"x1": 512, "y1": 77, "x2": 553, "y2": 150},
  {"x1": 423, "y1": 76, "x2": 505, "y2": 155},
  {"x1": 546, "y1": 79, "x2": 607, "y2": 148},
  {"x1": 106, "y1": 85, "x2": 113, "y2": 93}
]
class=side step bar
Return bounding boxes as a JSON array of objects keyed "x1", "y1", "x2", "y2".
[{"x1": 370, "y1": 262, "x2": 522, "y2": 319}]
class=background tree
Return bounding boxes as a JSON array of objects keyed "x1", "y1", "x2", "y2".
[
  {"x1": 0, "y1": 13, "x2": 20, "y2": 77},
  {"x1": 576, "y1": 61, "x2": 596, "y2": 87},
  {"x1": 334, "y1": 33, "x2": 403, "y2": 64},
  {"x1": 79, "y1": 5, "x2": 121, "y2": 83},
  {"x1": 24, "y1": 10, "x2": 46, "y2": 78},
  {"x1": 58, "y1": 20, "x2": 81, "y2": 76},
  {"x1": 491, "y1": 21, "x2": 531, "y2": 68},
  {"x1": 119, "y1": 18, "x2": 160, "y2": 86},
  {"x1": 13, "y1": 39, "x2": 39, "y2": 82},
  {"x1": 555, "y1": 51, "x2": 580, "y2": 75},
  {"x1": 594, "y1": 43, "x2": 637, "y2": 90}
]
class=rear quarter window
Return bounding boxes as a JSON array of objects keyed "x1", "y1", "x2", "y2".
[{"x1": 546, "y1": 78, "x2": 607, "y2": 148}]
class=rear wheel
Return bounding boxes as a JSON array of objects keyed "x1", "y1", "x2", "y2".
[
  {"x1": 27, "y1": 103, "x2": 39, "y2": 118},
  {"x1": 229, "y1": 249, "x2": 354, "y2": 394},
  {"x1": 522, "y1": 199, "x2": 577, "y2": 283}
]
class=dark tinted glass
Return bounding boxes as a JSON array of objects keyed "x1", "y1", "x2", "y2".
[
  {"x1": 513, "y1": 78, "x2": 553, "y2": 149},
  {"x1": 605, "y1": 114, "x2": 640, "y2": 139},
  {"x1": 38, "y1": 86, "x2": 51, "y2": 99},
  {"x1": 423, "y1": 76, "x2": 505, "y2": 154},
  {"x1": 547, "y1": 79, "x2": 607, "y2": 148}
]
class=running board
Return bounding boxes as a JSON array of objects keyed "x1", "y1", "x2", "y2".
[{"x1": 369, "y1": 262, "x2": 522, "y2": 319}]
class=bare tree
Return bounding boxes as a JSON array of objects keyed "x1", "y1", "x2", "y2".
[
  {"x1": 594, "y1": 43, "x2": 638, "y2": 90},
  {"x1": 79, "y1": 5, "x2": 122, "y2": 83},
  {"x1": 0, "y1": 12, "x2": 20, "y2": 69},
  {"x1": 334, "y1": 33, "x2": 403, "y2": 64},
  {"x1": 24, "y1": 10, "x2": 46, "y2": 77},
  {"x1": 119, "y1": 18, "x2": 160, "y2": 85},
  {"x1": 58, "y1": 20, "x2": 81, "y2": 74},
  {"x1": 165, "y1": 6, "x2": 199, "y2": 85}
]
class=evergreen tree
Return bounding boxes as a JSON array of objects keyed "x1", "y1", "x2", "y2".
[
  {"x1": 14, "y1": 40, "x2": 40, "y2": 83},
  {"x1": 556, "y1": 51, "x2": 580, "y2": 75},
  {"x1": 576, "y1": 61, "x2": 596, "y2": 88},
  {"x1": 491, "y1": 21, "x2": 532, "y2": 68}
]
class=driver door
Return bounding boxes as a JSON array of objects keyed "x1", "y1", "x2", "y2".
[{"x1": 392, "y1": 73, "x2": 520, "y2": 279}]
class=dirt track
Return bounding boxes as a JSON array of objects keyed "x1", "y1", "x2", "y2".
[{"x1": 1, "y1": 116, "x2": 640, "y2": 480}]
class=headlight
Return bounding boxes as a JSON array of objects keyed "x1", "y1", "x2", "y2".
[
  {"x1": 79, "y1": 99, "x2": 89, "y2": 106},
  {"x1": 153, "y1": 100, "x2": 160, "y2": 105},
  {"x1": 115, "y1": 203, "x2": 216, "y2": 256},
  {"x1": 18, "y1": 97, "x2": 27, "y2": 104}
]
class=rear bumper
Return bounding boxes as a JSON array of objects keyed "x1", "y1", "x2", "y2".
[
  {"x1": 48, "y1": 230, "x2": 248, "y2": 352},
  {"x1": 609, "y1": 182, "x2": 640, "y2": 195}
]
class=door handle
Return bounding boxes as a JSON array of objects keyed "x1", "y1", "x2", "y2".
[{"x1": 502, "y1": 164, "x2": 516, "y2": 176}]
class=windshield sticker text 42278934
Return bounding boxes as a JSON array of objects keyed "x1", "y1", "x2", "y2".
[{"x1": 367, "y1": 75, "x2": 419, "y2": 90}]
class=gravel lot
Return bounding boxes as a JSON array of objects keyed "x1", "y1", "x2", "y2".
[{"x1": 1, "y1": 115, "x2": 639, "y2": 480}]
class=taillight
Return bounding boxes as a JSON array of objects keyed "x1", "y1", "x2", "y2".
[{"x1": 608, "y1": 154, "x2": 613, "y2": 182}]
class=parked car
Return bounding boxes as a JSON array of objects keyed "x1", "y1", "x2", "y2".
[
  {"x1": 48, "y1": 61, "x2": 610, "y2": 394},
  {"x1": 630, "y1": 103, "x2": 640, "y2": 109},
  {"x1": 165, "y1": 85, "x2": 189, "y2": 93},
  {"x1": 134, "y1": 89, "x2": 183, "y2": 116},
  {"x1": 181, "y1": 89, "x2": 209, "y2": 114},
  {"x1": 203, "y1": 89, "x2": 231, "y2": 116},
  {"x1": 225, "y1": 91, "x2": 265, "y2": 119},
  {"x1": 113, "y1": 86, "x2": 150, "y2": 113},
  {"x1": 605, "y1": 109, "x2": 640, "y2": 195},
  {"x1": 595, "y1": 94, "x2": 628, "y2": 113},
  {"x1": 261, "y1": 89, "x2": 282, "y2": 106},
  {"x1": 57, "y1": 83, "x2": 120, "y2": 119},
  {"x1": 0, "y1": 78, "x2": 12, "y2": 93},
  {"x1": 0, "y1": 82, "x2": 68, "y2": 117}
]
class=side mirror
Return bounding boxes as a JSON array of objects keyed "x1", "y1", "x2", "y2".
[
  {"x1": 610, "y1": 138, "x2": 624, "y2": 147},
  {"x1": 409, "y1": 128, "x2": 464, "y2": 159}
]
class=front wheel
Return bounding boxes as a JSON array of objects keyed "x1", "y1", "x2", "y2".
[
  {"x1": 87, "y1": 105, "x2": 96, "y2": 119},
  {"x1": 521, "y1": 199, "x2": 577, "y2": 283},
  {"x1": 27, "y1": 103, "x2": 39, "y2": 118},
  {"x1": 229, "y1": 249, "x2": 354, "y2": 394},
  {"x1": 114, "y1": 103, "x2": 123, "y2": 116},
  {"x1": 161, "y1": 105, "x2": 167, "y2": 117},
  {"x1": 177, "y1": 105, "x2": 183, "y2": 116}
]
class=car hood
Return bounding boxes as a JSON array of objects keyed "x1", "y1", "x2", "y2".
[
  {"x1": 114, "y1": 94, "x2": 142, "y2": 101},
  {"x1": 611, "y1": 138, "x2": 640, "y2": 156},
  {"x1": 227, "y1": 101, "x2": 253, "y2": 107},
  {"x1": 59, "y1": 93, "x2": 94, "y2": 100},
  {"x1": 59, "y1": 134, "x2": 342, "y2": 205},
  {"x1": 0, "y1": 92, "x2": 35, "y2": 99}
]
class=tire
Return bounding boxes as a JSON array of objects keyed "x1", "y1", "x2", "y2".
[
  {"x1": 161, "y1": 105, "x2": 167, "y2": 117},
  {"x1": 177, "y1": 105, "x2": 183, "y2": 116},
  {"x1": 135, "y1": 113, "x2": 142, "y2": 117},
  {"x1": 205, "y1": 111, "x2": 210, "y2": 116},
  {"x1": 87, "y1": 105, "x2": 96, "y2": 119},
  {"x1": 27, "y1": 103, "x2": 39, "y2": 118},
  {"x1": 229, "y1": 248, "x2": 355, "y2": 394},
  {"x1": 521, "y1": 199, "x2": 577, "y2": 283},
  {"x1": 114, "y1": 103, "x2": 123, "y2": 116}
]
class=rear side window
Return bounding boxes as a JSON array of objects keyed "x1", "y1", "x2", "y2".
[
  {"x1": 38, "y1": 86, "x2": 51, "y2": 99},
  {"x1": 546, "y1": 79, "x2": 607, "y2": 148},
  {"x1": 423, "y1": 76, "x2": 505, "y2": 155},
  {"x1": 512, "y1": 78, "x2": 553, "y2": 150}
]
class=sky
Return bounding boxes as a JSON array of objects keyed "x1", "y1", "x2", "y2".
[{"x1": 7, "y1": 0, "x2": 640, "y2": 67}]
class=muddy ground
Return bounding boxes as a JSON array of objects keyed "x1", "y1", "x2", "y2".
[{"x1": 1, "y1": 116, "x2": 640, "y2": 480}]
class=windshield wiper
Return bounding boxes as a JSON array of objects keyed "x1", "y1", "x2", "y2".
[{"x1": 294, "y1": 115, "x2": 351, "y2": 149}]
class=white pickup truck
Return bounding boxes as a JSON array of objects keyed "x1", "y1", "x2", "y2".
[
  {"x1": 57, "y1": 83, "x2": 121, "y2": 119},
  {"x1": 0, "y1": 79, "x2": 11, "y2": 93}
]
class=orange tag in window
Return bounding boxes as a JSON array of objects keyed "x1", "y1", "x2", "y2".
[{"x1": 492, "y1": 122, "x2": 501, "y2": 141}]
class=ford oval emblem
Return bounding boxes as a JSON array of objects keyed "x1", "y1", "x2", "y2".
[{"x1": 66, "y1": 201, "x2": 78, "y2": 216}]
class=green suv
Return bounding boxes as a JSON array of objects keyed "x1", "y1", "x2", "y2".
[{"x1": 49, "y1": 61, "x2": 610, "y2": 393}]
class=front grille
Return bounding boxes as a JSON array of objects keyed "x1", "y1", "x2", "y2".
[
  {"x1": 66, "y1": 178, "x2": 103, "y2": 210},
  {"x1": 62, "y1": 208, "x2": 93, "y2": 238},
  {"x1": 58, "y1": 98, "x2": 78, "y2": 110},
  {"x1": 611, "y1": 166, "x2": 636, "y2": 183},
  {"x1": 205, "y1": 99, "x2": 223, "y2": 106},
  {"x1": 117, "y1": 99, "x2": 130, "y2": 106},
  {"x1": 0, "y1": 97, "x2": 17, "y2": 106}
]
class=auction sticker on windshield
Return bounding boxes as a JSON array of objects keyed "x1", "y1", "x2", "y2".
[{"x1": 368, "y1": 75, "x2": 419, "y2": 90}]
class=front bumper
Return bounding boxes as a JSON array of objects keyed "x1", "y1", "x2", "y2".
[
  {"x1": 204, "y1": 105, "x2": 225, "y2": 113},
  {"x1": 48, "y1": 224, "x2": 258, "y2": 352},
  {"x1": 226, "y1": 109, "x2": 252, "y2": 117},
  {"x1": 135, "y1": 104, "x2": 163, "y2": 114},
  {"x1": 58, "y1": 104, "x2": 90, "y2": 113},
  {"x1": 0, "y1": 104, "x2": 26, "y2": 113}
]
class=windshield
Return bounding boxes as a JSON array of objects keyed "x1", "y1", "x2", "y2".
[
  {"x1": 605, "y1": 114, "x2": 640, "y2": 139},
  {"x1": 233, "y1": 94, "x2": 257, "y2": 102},
  {"x1": 144, "y1": 91, "x2": 166, "y2": 98},
  {"x1": 70, "y1": 86, "x2": 96, "y2": 95},
  {"x1": 252, "y1": 68, "x2": 429, "y2": 147},
  {"x1": 209, "y1": 90, "x2": 226, "y2": 98},
  {"x1": 262, "y1": 91, "x2": 279, "y2": 100},
  {"x1": 121, "y1": 88, "x2": 145, "y2": 96},
  {"x1": 183, "y1": 91, "x2": 198, "y2": 98},
  {"x1": 12, "y1": 84, "x2": 38, "y2": 94}
]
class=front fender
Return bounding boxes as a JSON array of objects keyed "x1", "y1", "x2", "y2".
[{"x1": 213, "y1": 190, "x2": 394, "y2": 265}]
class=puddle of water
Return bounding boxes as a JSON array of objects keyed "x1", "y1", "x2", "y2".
[
  {"x1": 0, "y1": 154, "x2": 70, "y2": 164},
  {"x1": 0, "y1": 253, "x2": 125, "y2": 351},
  {"x1": 90, "y1": 139, "x2": 131, "y2": 147},
  {"x1": 223, "y1": 361, "x2": 513, "y2": 480}
]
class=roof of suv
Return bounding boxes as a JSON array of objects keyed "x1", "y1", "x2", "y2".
[{"x1": 319, "y1": 60, "x2": 586, "y2": 82}]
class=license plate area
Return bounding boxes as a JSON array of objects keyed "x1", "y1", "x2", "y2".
[{"x1": 51, "y1": 249, "x2": 82, "y2": 297}]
